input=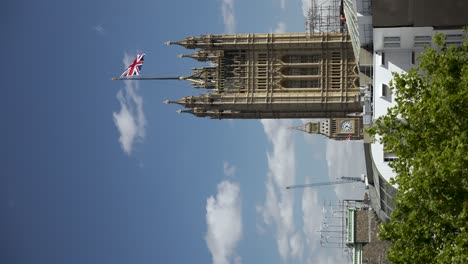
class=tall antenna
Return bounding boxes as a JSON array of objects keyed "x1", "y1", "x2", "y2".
[{"x1": 286, "y1": 176, "x2": 364, "y2": 189}]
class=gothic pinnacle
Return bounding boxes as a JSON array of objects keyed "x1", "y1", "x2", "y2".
[
  {"x1": 164, "y1": 98, "x2": 189, "y2": 106},
  {"x1": 176, "y1": 109, "x2": 193, "y2": 114},
  {"x1": 163, "y1": 100, "x2": 180, "y2": 105}
]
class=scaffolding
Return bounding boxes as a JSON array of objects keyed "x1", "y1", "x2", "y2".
[
  {"x1": 318, "y1": 199, "x2": 367, "y2": 249},
  {"x1": 305, "y1": 0, "x2": 345, "y2": 35}
]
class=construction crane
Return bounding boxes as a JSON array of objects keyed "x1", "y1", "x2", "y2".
[{"x1": 286, "y1": 176, "x2": 365, "y2": 190}]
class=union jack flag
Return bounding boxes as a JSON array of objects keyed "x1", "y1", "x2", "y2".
[{"x1": 120, "y1": 53, "x2": 145, "y2": 78}]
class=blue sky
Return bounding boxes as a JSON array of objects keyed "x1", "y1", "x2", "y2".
[{"x1": 1, "y1": 0, "x2": 366, "y2": 263}]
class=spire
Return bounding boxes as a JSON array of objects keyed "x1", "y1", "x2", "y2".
[
  {"x1": 164, "y1": 36, "x2": 201, "y2": 49},
  {"x1": 163, "y1": 100, "x2": 180, "y2": 105},
  {"x1": 288, "y1": 124, "x2": 308, "y2": 133},
  {"x1": 290, "y1": 120, "x2": 332, "y2": 137},
  {"x1": 175, "y1": 108, "x2": 221, "y2": 118},
  {"x1": 163, "y1": 97, "x2": 190, "y2": 107},
  {"x1": 289, "y1": 122, "x2": 320, "y2": 134},
  {"x1": 176, "y1": 109, "x2": 193, "y2": 114},
  {"x1": 177, "y1": 67, "x2": 217, "y2": 89},
  {"x1": 178, "y1": 50, "x2": 219, "y2": 62},
  {"x1": 165, "y1": 35, "x2": 222, "y2": 49}
]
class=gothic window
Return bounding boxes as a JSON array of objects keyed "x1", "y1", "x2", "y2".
[
  {"x1": 257, "y1": 66, "x2": 267, "y2": 77},
  {"x1": 256, "y1": 78, "x2": 267, "y2": 89},
  {"x1": 284, "y1": 79, "x2": 320, "y2": 88},
  {"x1": 257, "y1": 53, "x2": 268, "y2": 64},
  {"x1": 283, "y1": 55, "x2": 320, "y2": 63},
  {"x1": 285, "y1": 67, "x2": 320, "y2": 75},
  {"x1": 330, "y1": 52, "x2": 341, "y2": 64}
]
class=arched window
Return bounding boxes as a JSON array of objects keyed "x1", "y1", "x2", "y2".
[
  {"x1": 283, "y1": 55, "x2": 320, "y2": 63},
  {"x1": 284, "y1": 67, "x2": 320, "y2": 75},
  {"x1": 283, "y1": 80, "x2": 320, "y2": 88}
]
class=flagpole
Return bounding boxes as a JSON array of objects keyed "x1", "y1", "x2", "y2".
[{"x1": 111, "y1": 77, "x2": 183, "y2": 81}]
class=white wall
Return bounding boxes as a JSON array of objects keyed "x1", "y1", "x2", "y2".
[
  {"x1": 371, "y1": 27, "x2": 464, "y2": 186},
  {"x1": 374, "y1": 27, "x2": 433, "y2": 51},
  {"x1": 374, "y1": 27, "x2": 464, "y2": 51},
  {"x1": 371, "y1": 50, "x2": 410, "y2": 183}
]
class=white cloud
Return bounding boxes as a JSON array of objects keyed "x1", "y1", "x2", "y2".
[
  {"x1": 301, "y1": 0, "x2": 330, "y2": 18},
  {"x1": 325, "y1": 140, "x2": 367, "y2": 200},
  {"x1": 223, "y1": 161, "x2": 236, "y2": 177},
  {"x1": 113, "y1": 53, "x2": 146, "y2": 155},
  {"x1": 280, "y1": 0, "x2": 286, "y2": 10},
  {"x1": 290, "y1": 231, "x2": 304, "y2": 258},
  {"x1": 221, "y1": 0, "x2": 236, "y2": 33},
  {"x1": 234, "y1": 256, "x2": 242, "y2": 264},
  {"x1": 273, "y1": 22, "x2": 286, "y2": 33},
  {"x1": 298, "y1": 137, "x2": 366, "y2": 263},
  {"x1": 299, "y1": 175, "x2": 354, "y2": 264},
  {"x1": 301, "y1": 177, "x2": 321, "y2": 250},
  {"x1": 297, "y1": 118, "x2": 328, "y2": 145},
  {"x1": 94, "y1": 24, "x2": 105, "y2": 35},
  {"x1": 256, "y1": 122, "x2": 366, "y2": 262},
  {"x1": 206, "y1": 181, "x2": 243, "y2": 264},
  {"x1": 257, "y1": 119, "x2": 304, "y2": 261},
  {"x1": 301, "y1": 0, "x2": 312, "y2": 17}
]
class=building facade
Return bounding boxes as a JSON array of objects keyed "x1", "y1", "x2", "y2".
[
  {"x1": 342, "y1": 0, "x2": 468, "y2": 222},
  {"x1": 291, "y1": 117, "x2": 363, "y2": 140},
  {"x1": 164, "y1": 32, "x2": 362, "y2": 119}
]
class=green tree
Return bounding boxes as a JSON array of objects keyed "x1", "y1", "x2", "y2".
[{"x1": 367, "y1": 32, "x2": 468, "y2": 263}]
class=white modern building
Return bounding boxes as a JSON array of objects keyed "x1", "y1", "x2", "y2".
[
  {"x1": 344, "y1": 0, "x2": 467, "y2": 222},
  {"x1": 372, "y1": 27, "x2": 464, "y2": 177}
]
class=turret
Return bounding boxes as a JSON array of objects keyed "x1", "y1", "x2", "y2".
[
  {"x1": 178, "y1": 50, "x2": 220, "y2": 62},
  {"x1": 290, "y1": 120, "x2": 331, "y2": 137},
  {"x1": 165, "y1": 34, "x2": 222, "y2": 49}
]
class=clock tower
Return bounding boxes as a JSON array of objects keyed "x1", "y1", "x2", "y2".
[
  {"x1": 291, "y1": 117, "x2": 363, "y2": 140},
  {"x1": 164, "y1": 32, "x2": 362, "y2": 119}
]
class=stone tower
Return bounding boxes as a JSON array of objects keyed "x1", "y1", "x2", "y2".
[
  {"x1": 164, "y1": 32, "x2": 361, "y2": 119},
  {"x1": 290, "y1": 117, "x2": 363, "y2": 140}
]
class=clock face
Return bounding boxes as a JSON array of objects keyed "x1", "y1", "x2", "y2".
[{"x1": 341, "y1": 120, "x2": 353, "y2": 133}]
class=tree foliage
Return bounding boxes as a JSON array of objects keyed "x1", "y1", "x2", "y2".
[{"x1": 367, "y1": 32, "x2": 468, "y2": 263}]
